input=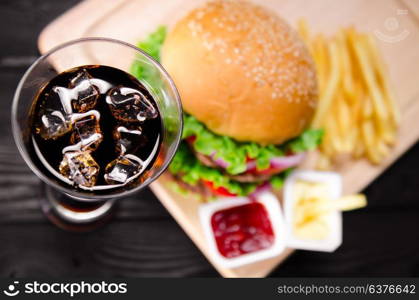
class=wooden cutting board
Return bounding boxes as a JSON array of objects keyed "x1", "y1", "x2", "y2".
[{"x1": 38, "y1": 0, "x2": 419, "y2": 277}]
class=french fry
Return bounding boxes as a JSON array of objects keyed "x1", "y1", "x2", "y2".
[
  {"x1": 320, "y1": 194, "x2": 367, "y2": 213},
  {"x1": 320, "y1": 133, "x2": 334, "y2": 156},
  {"x1": 365, "y1": 34, "x2": 400, "y2": 125},
  {"x1": 345, "y1": 124, "x2": 357, "y2": 153},
  {"x1": 351, "y1": 82, "x2": 364, "y2": 123},
  {"x1": 326, "y1": 107, "x2": 344, "y2": 153},
  {"x1": 376, "y1": 140, "x2": 390, "y2": 158},
  {"x1": 362, "y1": 95, "x2": 373, "y2": 120},
  {"x1": 350, "y1": 31, "x2": 389, "y2": 122},
  {"x1": 312, "y1": 39, "x2": 341, "y2": 128},
  {"x1": 375, "y1": 117, "x2": 396, "y2": 145},
  {"x1": 313, "y1": 34, "x2": 328, "y2": 91},
  {"x1": 337, "y1": 96, "x2": 352, "y2": 151},
  {"x1": 353, "y1": 136, "x2": 365, "y2": 158},
  {"x1": 297, "y1": 19, "x2": 310, "y2": 41},
  {"x1": 339, "y1": 30, "x2": 355, "y2": 101},
  {"x1": 362, "y1": 120, "x2": 381, "y2": 164},
  {"x1": 316, "y1": 154, "x2": 332, "y2": 170}
]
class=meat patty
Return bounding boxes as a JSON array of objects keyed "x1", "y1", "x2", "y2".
[
  {"x1": 168, "y1": 172, "x2": 213, "y2": 200},
  {"x1": 228, "y1": 172, "x2": 272, "y2": 183},
  {"x1": 195, "y1": 151, "x2": 219, "y2": 168}
]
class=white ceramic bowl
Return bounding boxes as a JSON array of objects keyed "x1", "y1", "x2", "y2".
[
  {"x1": 199, "y1": 192, "x2": 287, "y2": 268},
  {"x1": 283, "y1": 170, "x2": 342, "y2": 252}
]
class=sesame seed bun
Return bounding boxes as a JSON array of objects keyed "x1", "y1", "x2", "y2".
[{"x1": 161, "y1": 0, "x2": 317, "y2": 145}]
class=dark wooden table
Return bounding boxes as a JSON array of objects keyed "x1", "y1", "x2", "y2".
[{"x1": 0, "y1": 0, "x2": 418, "y2": 278}]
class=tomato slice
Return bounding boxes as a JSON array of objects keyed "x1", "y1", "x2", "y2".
[
  {"x1": 202, "y1": 180, "x2": 237, "y2": 197},
  {"x1": 186, "y1": 135, "x2": 197, "y2": 144},
  {"x1": 245, "y1": 156, "x2": 285, "y2": 175},
  {"x1": 256, "y1": 167, "x2": 284, "y2": 175}
]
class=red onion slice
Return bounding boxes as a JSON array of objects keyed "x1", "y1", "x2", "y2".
[
  {"x1": 245, "y1": 159, "x2": 257, "y2": 170},
  {"x1": 269, "y1": 152, "x2": 306, "y2": 169},
  {"x1": 249, "y1": 182, "x2": 272, "y2": 197},
  {"x1": 246, "y1": 152, "x2": 305, "y2": 172},
  {"x1": 210, "y1": 152, "x2": 230, "y2": 168}
]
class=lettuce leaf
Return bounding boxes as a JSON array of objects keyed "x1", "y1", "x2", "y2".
[
  {"x1": 130, "y1": 26, "x2": 167, "y2": 89},
  {"x1": 183, "y1": 114, "x2": 323, "y2": 175},
  {"x1": 138, "y1": 25, "x2": 167, "y2": 61},
  {"x1": 285, "y1": 128, "x2": 324, "y2": 153},
  {"x1": 170, "y1": 143, "x2": 258, "y2": 196}
]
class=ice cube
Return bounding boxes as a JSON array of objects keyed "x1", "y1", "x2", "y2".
[
  {"x1": 36, "y1": 85, "x2": 73, "y2": 140},
  {"x1": 104, "y1": 155, "x2": 143, "y2": 185},
  {"x1": 113, "y1": 126, "x2": 147, "y2": 155},
  {"x1": 59, "y1": 151, "x2": 99, "y2": 187},
  {"x1": 70, "y1": 114, "x2": 103, "y2": 152},
  {"x1": 37, "y1": 110, "x2": 71, "y2": 140},
  {"x1": 41, "y1": 88, "x2": 71, "y2": 114},
  {"x1": 67, "y1": 69, "x2": 99, "y2": 112},
  {"x1": 106, "y1": 86, "x2": 158, "y2": 122}
]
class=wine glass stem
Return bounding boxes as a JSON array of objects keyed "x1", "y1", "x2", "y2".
[{"x1": 41, "y1": 184, "x2": 116, "y2": 231}]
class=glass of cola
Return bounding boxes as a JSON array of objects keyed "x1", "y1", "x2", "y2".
[{"x1": 12, "y1": 38, "x2": 183, "y2": 230}]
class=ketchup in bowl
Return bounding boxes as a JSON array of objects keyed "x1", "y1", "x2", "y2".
[{"x1": 210, "y1": 202, "x2": 275, "y2": 258}]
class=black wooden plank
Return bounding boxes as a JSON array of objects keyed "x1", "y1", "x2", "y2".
[{"x1": 0, "y1": 222, "x2": 218, "y2": 277}]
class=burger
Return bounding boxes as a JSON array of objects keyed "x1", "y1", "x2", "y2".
[{"x1": 135, "y1": 0, "x2": 322, "y2": 198}]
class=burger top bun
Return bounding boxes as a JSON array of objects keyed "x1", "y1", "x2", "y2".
[{"x1": 161, "y1": 0, "x2": 317, "y2": 145}]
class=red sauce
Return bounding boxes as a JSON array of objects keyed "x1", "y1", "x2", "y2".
[{"x1": 211, "y1": 202, "x2": 275, "y2": 258}]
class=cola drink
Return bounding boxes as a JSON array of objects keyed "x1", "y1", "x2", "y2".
[{"x1": 28, "y1": 65, "x2": 162, "y2": 195}]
